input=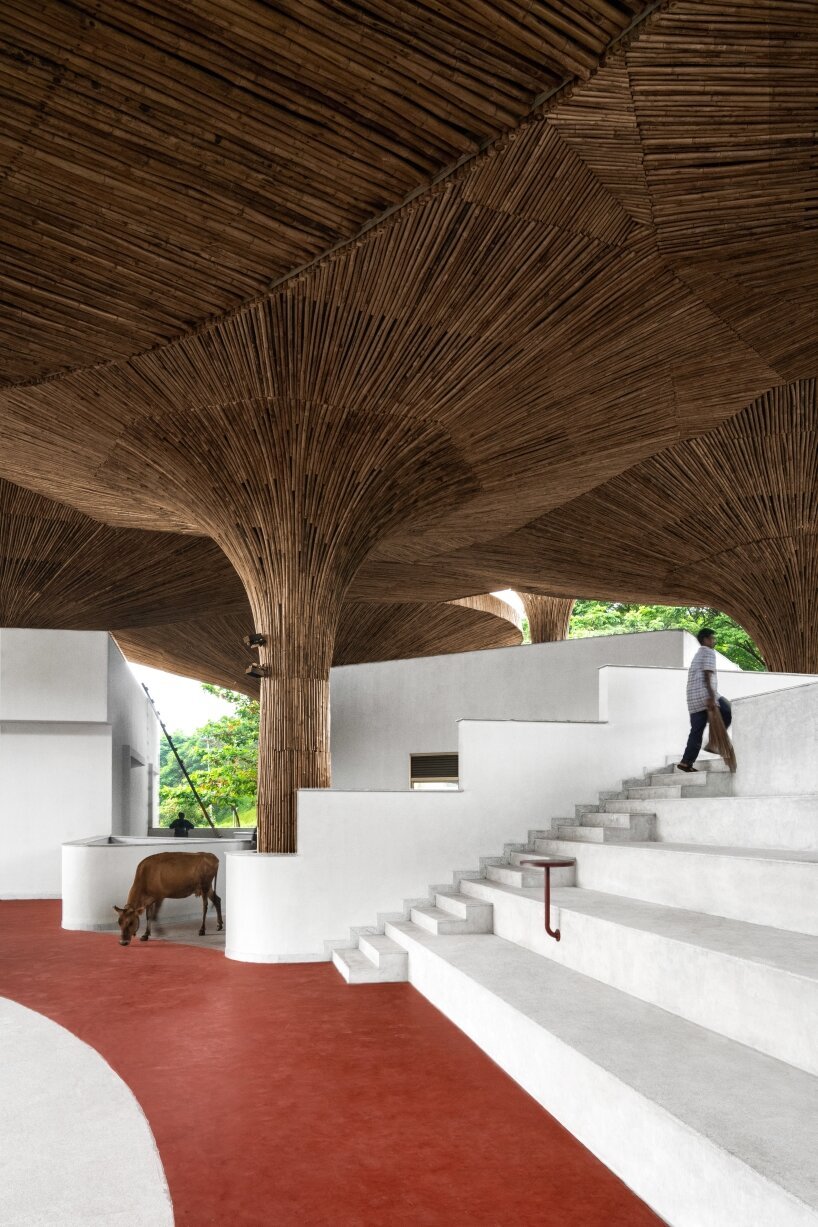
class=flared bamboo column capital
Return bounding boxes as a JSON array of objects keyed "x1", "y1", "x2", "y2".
[{"x1": 518, "y1": 593, "x2": 575, "y2": 643}]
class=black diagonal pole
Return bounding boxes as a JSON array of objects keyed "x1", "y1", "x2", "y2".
[{"x1": 143, "y1": 684, "x2": 216, "y2": 829}]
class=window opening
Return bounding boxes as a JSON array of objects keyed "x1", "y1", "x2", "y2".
[{"x1": 410, "y1": 752, "x2": 459, "y2": 791}]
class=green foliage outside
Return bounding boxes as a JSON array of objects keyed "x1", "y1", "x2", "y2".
[
  {"x1": 568, "y1": 602, "x2": 765, "y2": 671},
  {"x1": 158, "y1": 685, "x2": 259, "y2": 828}
]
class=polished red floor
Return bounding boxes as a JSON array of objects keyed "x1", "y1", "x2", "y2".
[{"x1": 0, "y1": 901, "x2": 662, "y2": 1226}]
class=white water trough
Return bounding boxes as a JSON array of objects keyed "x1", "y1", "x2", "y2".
[{"x1": 62, "y1": 834, "x2": 254, "y2": 931}]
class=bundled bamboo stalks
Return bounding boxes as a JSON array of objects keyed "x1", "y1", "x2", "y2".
[{"x1": 707, "y1": 704, "x2": 737, "y2": 774}]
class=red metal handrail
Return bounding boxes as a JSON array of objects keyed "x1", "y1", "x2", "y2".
[{"x1": 521, "y1": 857, "x2": 576, "y2": 941}]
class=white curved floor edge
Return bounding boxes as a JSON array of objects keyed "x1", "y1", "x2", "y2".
[{"x1": 0, "y1": 997, "x2": 173, "y2": 1226}]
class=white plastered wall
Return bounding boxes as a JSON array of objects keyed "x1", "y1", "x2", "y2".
[
  {"x1": 0, "y1": 629, "x2": 159, "y2": 897},
  {"x1": 732, "y1": 680, "x2": 818, "y2": 796},
  {"x1": 62, "y1": 836, "x2": 242, "y2": 930},
  {"x1": 329, "y1": 630, "x2": 736, "y2": 791},
  {"x1": 228, "y1": 655, "x2": 816, "y2": 962},
  {"x1": 107, "y1": 639, "x2": 160, "y2": 835}
]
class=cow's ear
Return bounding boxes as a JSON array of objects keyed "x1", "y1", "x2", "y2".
[{"x1": 113, "y1": 905, "x2": 123, "y2": 914}]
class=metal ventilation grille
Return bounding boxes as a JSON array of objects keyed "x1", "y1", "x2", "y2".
[{"x1": 410, "y1": 753, "x2": 459, "y2": 782}]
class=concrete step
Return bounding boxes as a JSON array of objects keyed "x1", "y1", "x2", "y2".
[
  {"x1": 664, "y1": 754, "x2": 726, "y2": 771},
  {"x1": 556, "y1": 825, "x2": 606, "y2": 843},
  {"x1": 358, "y1": 933, "x2": 409, "y2": 978},
  {"x1": 386, "y1": 921, "x2": 818, "y2": 1227},
  {"x1": 485, "y1": 861, "x2": 543, "y2": 889},
  {"x1": 601, "y1": 794, "x2": 818, "y2": 851},
  {"x1": 506, "y1": 853, "x2": 576, "y2": 887},
  {"x1": 557, "y1": 816, "x2": 655, "y2": 844},
  {"x1": 459, "y1": 877, "x2": 818, "y2": 1075},
  {"x1": 648, "y1": 771, "x2": 735, "y2": 797},
  {"x1": 435, "y1": 891, "x2": 494, "y2": 923},
  {"x1": 531, "y1": 837, "x2": 818, "y2": 935},
  {"x1": 651, "y1": 770, "x2": 709, "y2": 787},
  {"x1": 331, "y1": 936, "x2": 408, "y2": 984},
  {"x1": 684, "y1": 774, "x2": 734, "y2": 798},
  {"x1": 411, "y1": 898, "x2": 493, "y2": 936},
  {"x1": 576, "y1": 811, "x2": 657, "y2": 840},
  {"x1": 573, "y1": 810, "x2": 634, "y2": 828},
  {"x1": 627, "y1": 784, "x2": 683, "y2": 800}
]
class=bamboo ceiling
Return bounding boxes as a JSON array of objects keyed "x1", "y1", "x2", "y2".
[
  {"x1": 0, "y1": 477, "x2": 521, "y2": 673},
  {"x1": 0, "y1": 0, "x2": 649, "y2": 383},
  {"x1": 1, "y1": 0, "x2": 815, "y2": 848},
  {"x1": 113, "y1": 596, "x2": 522, "y2": 698}
]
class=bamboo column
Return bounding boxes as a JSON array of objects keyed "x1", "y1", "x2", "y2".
[
  {"x1": 157, "y1": 377, "x2": 477, "y2": 854},
  {"x1": 661, "y1": 379, "x2": 818, "y2": 675},
  {"x1": 518, "y1": 593, "x2": 575, "y2": 642}
]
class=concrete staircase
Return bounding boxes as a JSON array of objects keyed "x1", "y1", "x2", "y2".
[{"x1": 330, "y1": 752, "x2": 818, "y2": 1226}]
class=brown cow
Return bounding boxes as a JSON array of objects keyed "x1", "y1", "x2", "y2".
[{"x1": 113, "y1": 851, "x2": 223, "y2": 946}]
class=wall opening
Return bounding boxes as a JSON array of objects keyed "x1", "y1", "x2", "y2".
[{"x1": 410, "y1": 752, "x2": 459, "y2": 791}]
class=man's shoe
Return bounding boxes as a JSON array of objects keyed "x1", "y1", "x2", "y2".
[{"x1": 677, "y1": 762, "x2": 697, "y2": 773}]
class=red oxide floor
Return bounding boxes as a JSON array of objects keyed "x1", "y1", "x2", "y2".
[{"x1": 0, "y1": 901, "x2": 663, "y2": 1227}]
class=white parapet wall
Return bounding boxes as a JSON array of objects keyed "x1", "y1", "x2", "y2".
[
  {"x1": 329, "y1": 629, "x2": 733, "y2": 790},
  {"x1": 227, "y1": 655, "x2": 818, "y2": 962},
  {"x1": 62, "y1": 835, "x2": 252, "y2": 930},
  {"x1": 732, "y1": 680, "x2": 818, "y2": 796},
  {"x1": 0, "y1": 629, "x2": 160, "y2": 899}
]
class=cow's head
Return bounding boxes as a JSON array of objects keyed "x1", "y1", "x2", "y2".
[{"x1": 113, "y1": 904, "x2": 143, "y2": 946}]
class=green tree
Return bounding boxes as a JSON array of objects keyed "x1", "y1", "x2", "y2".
[
  {"x1": 568, "y1": 602, "x2": 765, "y2": 671},
  {"x1": 158, "y1": 686, "x2": 259, "y2": 827}
]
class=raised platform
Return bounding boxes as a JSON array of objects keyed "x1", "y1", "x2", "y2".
[{"x1": 385, "y1": 923, "x2": 818, "y2": 1227}]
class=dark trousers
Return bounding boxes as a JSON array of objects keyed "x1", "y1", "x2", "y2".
[{"x1": 682, "y1": 697, "x2": 732, "y2": 764}]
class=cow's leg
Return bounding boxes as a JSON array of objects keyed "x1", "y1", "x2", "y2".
[
  {"x1": 140, "y1": 902, "x2": 156, "y2": 941},
  {"x1": 209, "y1": 885, "x2": 223, "y2": 932},
  {"x1": 199, "y1": 886, "x2": 209, "y2": 936}
]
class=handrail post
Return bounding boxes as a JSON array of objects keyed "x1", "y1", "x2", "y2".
[{"x1": 521, "y1": 857, "x2": 576, "y2": 941}]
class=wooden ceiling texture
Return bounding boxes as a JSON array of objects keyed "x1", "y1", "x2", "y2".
[
  {"x1": 113, "y1": 595, "x2": 522, "y2": 698},
  {"x1": 0, "y1": 0, "x2": 815, "y2": 849},
  {"x1": 0, "y1": 477, "x2": 521, "y2": 669}
]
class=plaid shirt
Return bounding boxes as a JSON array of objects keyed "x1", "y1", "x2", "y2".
[{"x1": 687, "y1": 645, "x2": 719, "y2": 713}]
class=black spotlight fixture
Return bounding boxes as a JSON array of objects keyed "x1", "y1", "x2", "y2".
[
  {"x1": 242, "y1": 632, "x2": 267, "y2": 649},
  {"x1": 245, "y1": 662, "x2": 270, "y2": 679}
]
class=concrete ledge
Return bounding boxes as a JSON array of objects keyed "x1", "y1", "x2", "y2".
[
  {"x1": 387, "y1": 924, "x2": 818, "y2": 1227},
  {"x1": 62, "y1": 836, "x2": 246, "y2": 931},
  {"x1": 461, "y1": 877, "x2": 818, "y2": 1074},
  {"x1": 532, "y1": 839, "x2": 818, "y2": 935},
  {"x1": 606, "y1": 795, "x2": 818, "y2": 851}
]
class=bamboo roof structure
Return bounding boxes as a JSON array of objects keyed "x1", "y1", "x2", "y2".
[
  {"x1": 518, "y1": 594, "x2": 575, "y2": 643},
  {"x1": 0, "y1": 478, "x2": 521, "y2": 669},
  {"x1": 1, "y1": 0, "x2": 816, "y2": 848},
  {"x1": 114, "y1": 596, "x2": 522, "y2": 697}
]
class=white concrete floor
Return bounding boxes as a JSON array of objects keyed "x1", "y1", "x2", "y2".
[{"x1": 0, "y1": 996, "x2": 172, "y2": 1225}]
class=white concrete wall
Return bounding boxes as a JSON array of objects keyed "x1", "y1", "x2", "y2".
[
  {"x1": 732, "y1": 681, "x2": 818, "y2": 796},
  {"x1": 228, "y1": 660, "x2": 815, "y2": 962},
  {"x1": 0, "y1": 630, "x2": 159, "y2": 898},
  {"x1": 329, "y1": 630, "x2": 737, "y2": 791},
  {"x1": 0, "y1": 723, "x2": 112, "y2": 898},
  {"x1": 62, "y1": 836, "x2": 250, "y2": 930},
  {"x1": 107, "y1": 639, "x2": 160, "y2": 836},
  {"x1": 0, "y1": 628, "x2": 108, "y2": 722}
]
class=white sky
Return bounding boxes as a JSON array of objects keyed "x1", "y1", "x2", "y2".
[
  {"x1": 128, "y1": 662, "x2": 234, "y2": 734},
  {"x1": 494, "y1": 588, "x2": 524, "y2": 614},
  {"x1": 126, "y1": 589, "x2": 524, "y2": 734}
]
